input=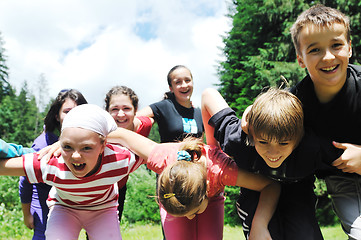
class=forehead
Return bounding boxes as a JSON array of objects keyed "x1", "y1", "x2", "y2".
[
  {"x1": 299, "y1": 23, "x2": 348, "y2": 48},
  {"x1": 60, "y1": 127, "x2": 101, "y2": 142},
  {"x1": 61, "y1": 98, "x2": 77, "y2": 108},
  {"x1": 109, "y1": 94, "x2": 133, "y2": 106},
  {"x1": 170, "y1": 68, "x2": 192, "y2": 80}
]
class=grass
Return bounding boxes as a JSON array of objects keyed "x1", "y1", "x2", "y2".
[{"x1": 2, "y1": 221, "x2": 346, "y2": 239}]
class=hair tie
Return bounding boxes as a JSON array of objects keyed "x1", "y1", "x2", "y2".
[
  {"x1": 164, "y1": 193, "x2": 175, "y2": 199},
  {"x1": 177, "y1": 150, "x2": 191, "y2": 161}
]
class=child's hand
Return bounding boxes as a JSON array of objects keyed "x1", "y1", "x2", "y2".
[
  {"x1": 37, "y1": 141, "x2": 61, "y2": 163},
  {"x1": 23, "y1": 213, "x2": 34, "y2": 230},
  {"x1": 332, "y1": 141, "x2": 361, "y2": 174},
  {"x1": 249, "y1": 224, "x2": 272, "y2": 240}
]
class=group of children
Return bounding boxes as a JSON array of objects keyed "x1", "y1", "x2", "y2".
[{"x1": 0, "y1": 4, "x2": 361, "y2": 240}]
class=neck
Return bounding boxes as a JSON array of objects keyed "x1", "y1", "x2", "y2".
[
  {"x1": 176, "y1": 98, "x2": 192, "y2": 108},
  {"x1": 314, "y1": 84, "x2": 343, "y2": 104}
]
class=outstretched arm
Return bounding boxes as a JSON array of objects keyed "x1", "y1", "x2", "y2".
[
  {"x1": 201, "y1": 88, "x2": 230, "y2": 117},
  {"x1": 136, "y1": 106, "x2": 154, "y2": 118},
  {"x1": 201, "y1": 88, "x2": 230, "y2": 147},
  {"x1": 107, "y1": 128, "x2": 158, "y2": 161},
  {"x1": 0, "y1": 139, "x2": 34, "y2": 158},
  {"x1": 236, "y1": 169, "x2": 280, "y2": 240},
  {"x1": 0, "y1": 156, "x2": 26, "y2": 176}
]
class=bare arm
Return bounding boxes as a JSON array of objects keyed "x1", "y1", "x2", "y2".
[
  {"x1": 21, "y1": 203, "x2": 34, "y2": 229},
  {"x1": 236, "y1": 169, "x2": 280, "y2": 240},
  {"x1": 136, "y1": 106, "x2": 154, "y2": 118},
  {"x1": 201, "y1": 88, "x2": 230, "y2": 117},
  {"x1": 201, "y1": 88, "x2": 231, "y2": 147},
  {"x1": 201, "y1": 102, "x2": 219, "y2": 147},
  {"x1": 107, "y1": 127, "x2": 158, "y2": 161},
  {"x1": 0, "y1": 157, "x2": 26, "y2": 176}
]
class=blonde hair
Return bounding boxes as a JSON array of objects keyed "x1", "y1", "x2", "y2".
[
  {"x1": 157, "y1": 138, "x2": 207, "y2": 216},
  {"x1": 247, "y1": 88, "x2": 304, "y2": 145},
  {"x1": 290, "y1": 4, "x2": 350, "y2": 55}
]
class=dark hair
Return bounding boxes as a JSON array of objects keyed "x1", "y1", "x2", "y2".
[
  {"x1": 104, "y1": 86, "x2": 139, "y2": 112},
  {"x1": 164, "y1": 65, "x2": 193, "y2": 100},
  {"x1": 44, "y1": 89, "x2": 88, "y2": 133}
]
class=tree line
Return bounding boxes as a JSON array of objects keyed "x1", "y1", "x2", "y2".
[{"x1": 0, "y1": 0, "x2": 360, "y2": 228}]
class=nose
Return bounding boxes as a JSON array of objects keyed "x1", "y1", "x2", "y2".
[
  {"x1": 180, "y1": 80, "x2": 188, "y2": 88},
  {"x1": 117, "y1": 110, "x2": 125, "y2": 117},
  {"x1": 323, "y1": 48, "x2": 335, "y2": 61},
  {"x1": 267, "y1": 146, "x2": 279, "y2": 156},
  {"x1": 72, "y1": 151, "x2": 81, "y2": 159}
]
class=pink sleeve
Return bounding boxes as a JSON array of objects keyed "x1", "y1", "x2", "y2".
[
  {"x1": 136, "y1": 116, "x2": 152, "y2": 137},
  {"x1": 147, "y1": 143, "x2": 181, "y2": 174},
  {"x1": 206, "y1": 146, "x2": 238, "y2": 197}
]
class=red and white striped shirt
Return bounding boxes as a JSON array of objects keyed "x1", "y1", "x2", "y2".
[{"x1": 23, "y1": 144, "x2": 144, "y2": 210}]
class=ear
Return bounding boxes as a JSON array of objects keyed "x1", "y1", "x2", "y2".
[
  {"x1": 56, "y1": 114, "x2": 60, "y2": 122},
  {"x1": 169, "y1": 85, "x2": 174, "y2": 93},
  {"x1": 297, "y1": 54, "x2": 306, "y2": 68},
  {"x1": 100, "y1": 139, "x2": 107, "y2": 153},
  {"x1": 348, "y1": 40, "x2": 352, "y2": 58}
]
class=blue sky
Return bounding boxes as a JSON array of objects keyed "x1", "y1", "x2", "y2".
[{"x1": 0, "y1": 0, "x2": 232, "y2": 109}]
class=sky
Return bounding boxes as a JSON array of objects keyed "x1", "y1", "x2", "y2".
[{"x1": 0, "y1": 0, "x2": 232, "y2": 110}]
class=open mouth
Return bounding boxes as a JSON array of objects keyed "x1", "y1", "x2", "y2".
[
  {"x1": 267, "y1": 156, "x2": 281, "y2": 162},
  {"x1": 180, "y1": 89, "x2": 190, "y2": 94},
  {"x1": 116, "y1": 119, "x2": 127, "y2": 124},
  {"x1": 321, "y1": 65, "x2": 339, "y2": 72},
  {"x1": 73, "y1": 163, "x2": 86, "y2": 171}
]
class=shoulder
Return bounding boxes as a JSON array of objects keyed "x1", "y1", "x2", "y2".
[
  {"x1": 150, "y1": 99, "x2": 172, "y2": 108},
  {"x1": 349, "y1": 64, "x2": 361, "y2": 80}
]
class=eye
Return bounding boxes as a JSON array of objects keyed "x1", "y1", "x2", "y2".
[
  {"x1": 332, "y1": 43, "x2": 343, "y2": 49},
  {"x1": 279, "y1": 142, "x2": 290, "y2": 146},
  {"x1": 258, "y1": 140, "x2": 268, "y2": 145},
  {"x1": 83, "y1": 146, "x2": 92, "y2": 151},
  {"x1": 308, "y1": 48, "x2": 319, "y2": 54},
  {"x1": 62, "y1": 144, "x2": 72, "y2": 151}
]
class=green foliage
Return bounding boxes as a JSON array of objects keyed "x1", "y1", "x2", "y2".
[
  {"x1": 0, "y1": 32, "x2": 12, "y2": 103},
  {"x1": 0, "y1": 81, "x2": 42, "y2": 146},
  {"x1": 122, "y1": 165, "x2": 161, "y2": 224},
  {"x1": 0, "y1": 176, "x2": 21, "y2": 210},
  {"x1": 147, "y1": 122, "x2": 160, "y2": 143},
  {"x1": 224, "y1": 186, "x2": 242, "y2": 226},
  {"x1": 314, "y1": 178, "x2": 339, "y2": 226}
]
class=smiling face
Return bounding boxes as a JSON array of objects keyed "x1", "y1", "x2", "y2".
[
  {"x1": 253, "y1": 134, "x2": 298, "y2": 168},
  {"x1": 169, "y1": 67, "x2": 194, "y2": 107},
  {"x1": 60, "y1": 127, "x2": 106, "y2": 178},
  {"x1": 297, "y1": 23, "x2": 352, "y2": 102},
  {"x1": 108, "y1": 94, "x2": 136, "y2": 130}
]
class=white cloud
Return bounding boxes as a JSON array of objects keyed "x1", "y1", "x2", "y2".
[{"x1": 0, "y1": 0, "x2": 232, "y2": 109}]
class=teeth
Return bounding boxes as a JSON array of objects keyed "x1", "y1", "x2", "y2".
[
  {"x1": 268, "y1": 157, "x2": 281, "y2": 162},
  {"x1": 322, "y1": 66, "x2": 336, "y2": 71},
  {"x1": 73, "y1": 163, "x2": 82, "y2": 166}
]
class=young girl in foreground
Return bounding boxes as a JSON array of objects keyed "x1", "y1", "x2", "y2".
[
  {"x1": 108, "y1": 121, "x2": 280, "y2": 240},
  {"x1": 0, "y1": 104, "x2": 143, "y2": 240}
]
